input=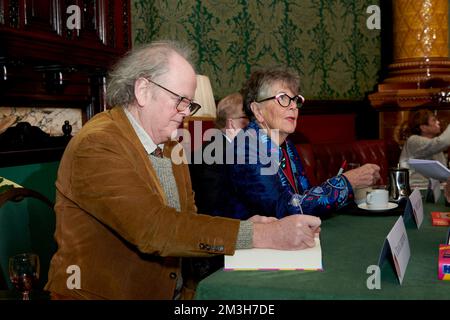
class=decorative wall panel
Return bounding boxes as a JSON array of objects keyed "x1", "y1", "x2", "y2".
[{"x1": 132, "y1": 0, "x2": 381, "y2": 100}]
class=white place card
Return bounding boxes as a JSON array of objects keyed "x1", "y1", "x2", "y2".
[
  {"x1": 408, "y1": 188, "x2": 424, "y2": 229},
  {"x1": 378, "y1": 216, "x2": 411, "y2": 285},
  {"x1": 430, "y1": 178, "x2": 442, "y2": 203}
]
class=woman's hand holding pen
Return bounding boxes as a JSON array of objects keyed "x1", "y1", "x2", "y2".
[{"x1": 342, "y1": 163, "x2": 381, "y2": 188}]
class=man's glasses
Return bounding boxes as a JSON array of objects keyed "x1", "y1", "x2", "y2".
[
  {"x1": 256, "y1": 93, "x2": 305, "y2": 109},
  {"x1": 146, "y1": 79, "x2": 202, "y2": 116}
]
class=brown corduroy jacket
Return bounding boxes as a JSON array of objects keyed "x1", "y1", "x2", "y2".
[{"x1": 45, "y1": 107, "x2": 240, "y2": 299}]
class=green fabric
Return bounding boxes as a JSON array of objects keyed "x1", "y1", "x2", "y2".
[
  {"x1": 0, "y1": 197, "x2": 57, "y2": 291},
  {"x1": 0, "y1": 162, "x2": 59, "y2": 202},
  {"x1": 132, "y1": 0, "x2": 381, "y2": 100},
  {"x1": 195, "y1": 199, "x2": 450, "y2": 300}
]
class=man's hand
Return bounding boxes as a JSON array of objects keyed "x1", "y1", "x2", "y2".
[
  {"x1": 252, "y1": 215, "x2": 321, "y2": 250},
  {"x1": 343, "y1": 163, "x2": 381, "y2": 188}
]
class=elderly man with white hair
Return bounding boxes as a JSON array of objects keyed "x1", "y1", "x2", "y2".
[{"x1": 45, "y1": 40, "x2": 321, "y2": 300}]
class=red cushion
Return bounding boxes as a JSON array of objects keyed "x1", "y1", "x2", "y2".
[
  {"x1": 295, "y1": 144, "x2": 318, "y2": 186},
  {"x1": 297, "y1": 140, "x2": 388, "y2": 186}
]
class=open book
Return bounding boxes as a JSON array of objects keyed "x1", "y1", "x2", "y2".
[
  {"x1": 408, "y1": 159, "x2": 450, "y2": 182},
  {"x1": 224, "y1": 237, "x2": 322, "y2": 270}
]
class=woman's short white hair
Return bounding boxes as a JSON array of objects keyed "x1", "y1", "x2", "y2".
[{"x1": 106, "y1": 40, "x2": 194, "y2": 107}]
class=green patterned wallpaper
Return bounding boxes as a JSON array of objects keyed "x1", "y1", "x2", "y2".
[{"x1": 132, "y1": 0, "x2": 381, "y2": 100}]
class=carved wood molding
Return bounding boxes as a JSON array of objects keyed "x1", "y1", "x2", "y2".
[
  {"x1": 369, "y1": 88, "x2": 447, "y2": 110},
  {"x1": 0, "y1": 0, "x2": 5, "y2": 25},
  {"x1": 8, "y1": 0, "x2": 19, "y2": 28},
  {"x1": 122, "y1": 0, "x2": 130, "y2": 49}
]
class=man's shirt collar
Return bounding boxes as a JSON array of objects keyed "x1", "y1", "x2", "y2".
[{"x1": 123, "y1": 107, "x2": 163, "y2": 155}]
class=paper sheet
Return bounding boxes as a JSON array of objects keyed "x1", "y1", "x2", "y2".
[{"x1": 408, "y1": 159, "x2": 450, "y2": 182}]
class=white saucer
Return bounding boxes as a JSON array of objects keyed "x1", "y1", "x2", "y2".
[{"x1": 357, "y1": 202, "x2": 398, "y2": 211}]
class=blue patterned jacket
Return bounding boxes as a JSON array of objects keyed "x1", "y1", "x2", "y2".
[{"x1": 223, "y1": 121, "x2": 354, "y2": 219}]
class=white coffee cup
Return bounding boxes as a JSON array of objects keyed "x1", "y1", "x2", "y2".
[{"x1": 366, "y1": 189, "x2": 389, "y2": 209}]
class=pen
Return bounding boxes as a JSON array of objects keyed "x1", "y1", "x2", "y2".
[{"x1": 337, "y1": 160, "x2": 347, "y2": 177}]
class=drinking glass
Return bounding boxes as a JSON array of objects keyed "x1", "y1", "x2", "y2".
[{"x1": 9, "y1": 253, "x2": 40, "y2": 300}]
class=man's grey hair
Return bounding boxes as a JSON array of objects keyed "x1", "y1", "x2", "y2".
[
  {"x1": 106, "y1": 40, "x2": 194, "y2": 107},
  {"x1": 215, "y1": 92, "x2": 244, "y2": 130}
]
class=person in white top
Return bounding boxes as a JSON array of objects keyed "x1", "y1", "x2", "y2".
[{"x1": 399, "y1": 109, "x2": 450, "y2": 186}]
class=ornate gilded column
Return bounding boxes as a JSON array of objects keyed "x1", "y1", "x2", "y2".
[
  {"x1": 369, "y1": 0, "x2": 450, "y2": 108},
  {"x1": 369, "y1": 0, "x2": 450, "y2": 168},
  {"x1": 393, "y1": 0, "x2": 447, "y2": 60}
]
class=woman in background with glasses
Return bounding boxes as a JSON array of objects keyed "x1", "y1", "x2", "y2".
[{"x1": 220, "y1": 68, "x2": 380, "y2": 219}]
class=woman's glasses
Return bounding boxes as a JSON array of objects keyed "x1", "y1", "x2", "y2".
[
  {"x1": 256, "y1": 93, "x2": 305, "y2": 109},
  {"x1": 146, "y1": 79, "x2": 202, "y2": 116}
]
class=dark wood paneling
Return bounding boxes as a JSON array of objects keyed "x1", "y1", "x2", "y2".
[
  {"x1": 296, "y1": 114, "x2": 356, "y2": 144},
  {"x1": 298, "y1": 99, "x2": 380, "y2": 142},
  {"x1": 0, "y1": 0, "x2": 130, "y2": 165},
  {"x1": 23, "y1": 0, "x2": 60, "y2": 34},
  {"x1": 0, "y1": 0, "x2": 130, "y2": 122}
]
